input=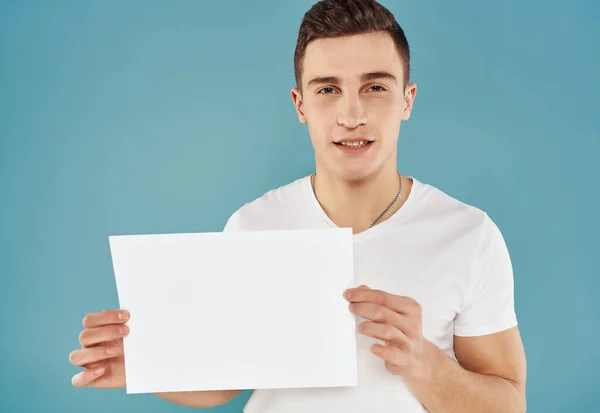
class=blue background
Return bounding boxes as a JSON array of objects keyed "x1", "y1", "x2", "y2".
[{"x1": 1, "y1": 0, "x2": 599, "y2": 412}]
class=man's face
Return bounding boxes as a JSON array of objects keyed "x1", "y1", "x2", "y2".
[{"x1": 291, "y1": 31, "x2": 416, "y2": 180}]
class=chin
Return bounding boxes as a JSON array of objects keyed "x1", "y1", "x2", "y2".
[{"x1": 333, "y1": 164, "x2": 381, "y2": 182}]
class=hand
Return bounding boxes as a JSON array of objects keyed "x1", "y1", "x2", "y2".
[
  {"x1": 345, "y1": 285, "x2": 427, "y2": 378},
  {"x1": 69, "y1": 309, "x2": 130, "y2": 388}
]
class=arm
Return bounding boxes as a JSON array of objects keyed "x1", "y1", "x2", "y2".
[
  {"x1": 69, "y1": 310, "x2": 244, "y2": 409},
  {"x1": 151, "y1": 210, "x2": 246, "y2": 408},
  {"x1": 346, "y1": 216, "x2": 526, "y2": 412},
  {"x1": 404, "y1": 327, "x2": 527, "y2": 413},
  {"x1": 401, "y1": 214, "x2": 526, "y2": 411},
  {"x1": 154, "y1": 211, "x2": 252, "y2": 408},
  {"x1": 154, "y1": 390, "x2": 242, "y2": 408},
  {"x1": 346, "y1": 285, "x2": 527, "y2": 413}
]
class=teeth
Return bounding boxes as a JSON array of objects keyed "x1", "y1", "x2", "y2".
[{"x1": 340, "y1": 140, "x2": 368, "y2": 147}]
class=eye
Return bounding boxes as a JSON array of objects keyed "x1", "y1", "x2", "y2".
[
  {"x1": 368, "y1": 85, "x2": 386, "y2": 92},
  {"x1": 317, "y1": 87, "x2": 337, "y2": 95}
]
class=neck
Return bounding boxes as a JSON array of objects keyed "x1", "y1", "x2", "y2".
[{"x1": 312, "y1": 164, "x2": 412, "y2": 234}]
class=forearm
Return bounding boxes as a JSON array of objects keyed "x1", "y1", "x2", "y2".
[
  {"x1": 154, "y1": 389, "x2": 241, "y2": 408},
  {"x1": 405, "y1": 340, "x2": 526, "y2": 413}
]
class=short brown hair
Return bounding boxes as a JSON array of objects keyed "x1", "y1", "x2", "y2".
[{"x1": 294, "y1": 0, "x2": 410, "y2": 91}]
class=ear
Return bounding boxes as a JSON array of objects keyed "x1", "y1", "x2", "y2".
[
  {"x1": 291, "y1": 87, "x2": 307, "y2": 124},
  {"x1": 401, "y1": 82, "x2": 417, "y2": 121}
]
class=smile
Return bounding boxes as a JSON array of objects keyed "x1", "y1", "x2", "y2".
[
  {"x1": 334, "y1": 138, "x2": 374, "y2": 147},
  {"x1": 333, "y1": 139, "x2": 374, "y2": 153},
  {"x1": 335, "y1": 140, "x2": 372, "y2": 147}
]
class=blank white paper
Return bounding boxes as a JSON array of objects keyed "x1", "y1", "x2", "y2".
[{"x1": 108, "y1": 228, "x2": 357, "y2": 394}]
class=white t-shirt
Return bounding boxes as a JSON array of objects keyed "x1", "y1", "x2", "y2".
[{"x1": 223, "y1": 175, "x2": 518, "y2": 413}]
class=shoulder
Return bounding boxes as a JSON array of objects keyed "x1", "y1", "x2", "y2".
[
  {"x1": 223, "y1": 175, "x2": 313, "y2": 232},
  {"x1": 409, "y1": 178, "x2": 502, "y2": 245},
  {"x1": 412, "y1": 179, "x2": 513, "y2": 300}
]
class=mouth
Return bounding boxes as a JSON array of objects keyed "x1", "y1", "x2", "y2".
[{"x1": 333, "y1": 139, "x2": 374, "y2": 148}]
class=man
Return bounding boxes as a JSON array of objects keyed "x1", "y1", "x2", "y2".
[{"x1": 69, "y1": 0, "x2": 527, "y2": 412}]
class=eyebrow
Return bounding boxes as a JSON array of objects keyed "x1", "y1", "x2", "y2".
[{"x1": 306, "y1": 71, "x2": 397, "y2": 88}]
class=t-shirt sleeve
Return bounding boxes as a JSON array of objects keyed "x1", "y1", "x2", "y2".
[
  {"x1": 222, "y1": 208, "x2": 242, "y2": 232},
  {"x1": 453, "y1": 214, "x2": 518, "y2": 337}
]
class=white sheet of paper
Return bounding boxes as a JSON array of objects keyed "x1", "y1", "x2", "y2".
[{"x1": 108, "y1": 228, "x2": 357, "y2": 394}]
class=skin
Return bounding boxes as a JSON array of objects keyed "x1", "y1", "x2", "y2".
[
  {"x1": 69, "y1": 30, "x2": 527, "y2": 412},
  {"x1": 291, "y1": 31, "x2": 416, "y2": 234},
  {"x1": 345, "y1": 285, "x2": 527, "y2": 413},
  {"x1": 69, "y1": 310, "x2": 239, "y2": 408}
]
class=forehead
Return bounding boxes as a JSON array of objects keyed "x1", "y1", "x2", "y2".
[{"x1": 302, "y1": 31, "x2": 403, "y2": 84}]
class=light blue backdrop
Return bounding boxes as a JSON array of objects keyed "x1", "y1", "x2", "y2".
[{"x1": 1, "y1": 0, "x2": 598, "y2": 412}]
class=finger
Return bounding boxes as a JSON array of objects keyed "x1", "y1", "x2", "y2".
[
  {"x1": 83, "y1": 310, "x2": 130, "y2": 329},
  {"x1": 79, "y1": 324, "x2": 129, "y2": 348},
  {"x1": 351, "y1": 303, "x2": 421, "y2": 340},
  {"x1": 349, "y1": 302, "x2": 402, "y2": 326},
  {"x1": 71, "y1": 363, "x2": 107, "y2": 388},
  {"x1": 69, "y1": 345, "x2": 121, "y2": 367},
  {"x1": 371, "y1": 343, "x2": 410, "y2": 366},
  {"x1": 344, "y1": 288, "x2": 421, "y2": 316},
  {"x1": 358, "y1": 321, "x2": 410, "y2": 348}
]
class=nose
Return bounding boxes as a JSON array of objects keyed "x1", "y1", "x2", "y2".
[{"x1": 337, "y1": 91, "x2": 367, "y2": 128}]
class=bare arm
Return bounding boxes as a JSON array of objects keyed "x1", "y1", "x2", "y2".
[
  {"x1": 345, "y1": 287, "x2": 527, "y2": 413},
  {"x1": 154, "y1": 390, "x2": 242, "y2": 408},
  {"x1": 404, "y1": 327, "x2": 527, "y2": 413},
  {"x1": 70, "y1": 310, "x2": 244, "y2": 409}
]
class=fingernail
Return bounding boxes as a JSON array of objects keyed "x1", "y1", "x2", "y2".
[
  {"x1": 106, "y1": 347, "x2": 115, "y2": 355},
  {"x1": 118, "y1": 311, "x2": 129, "y2": 320},
  {"x1": 121, "y1": 325, "x2": 129, "y2": 335},
  {"x1": 71, "y1": 372, "x2": 83, "y2": 385},
  {"x1": 95, "y1": 367, "x2": 105, "y2": 375},
  {"x1": 344, "y1": 290, "x2": 351, "y2": 299}
]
